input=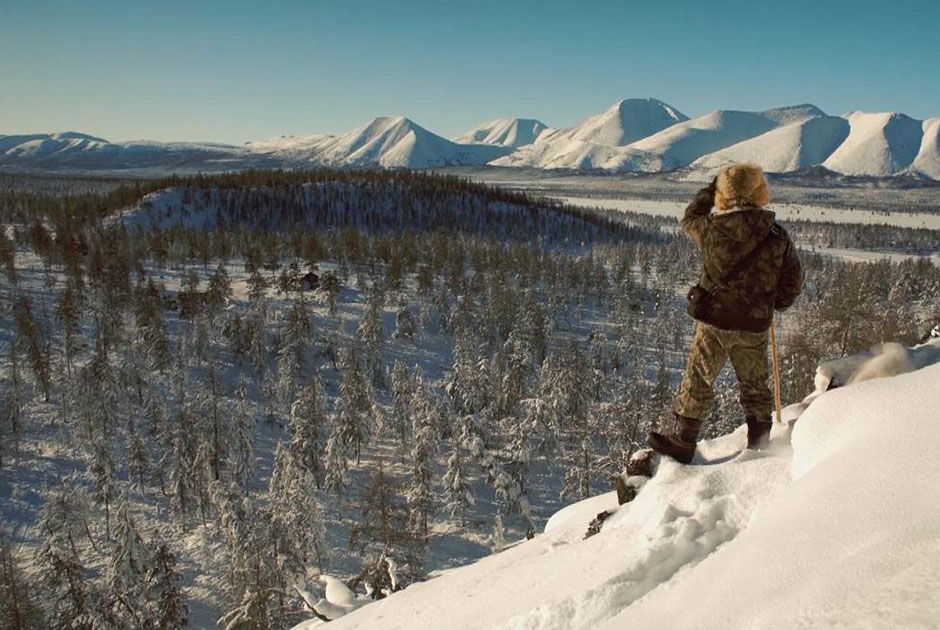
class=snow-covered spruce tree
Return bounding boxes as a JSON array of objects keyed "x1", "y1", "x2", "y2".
[
  {"x1": 165, "y1": 348, "x2": 198, "y2": 531},
  {"x1": 267, "y1": 441, "x2": 327, "y2": 576},
  {"x1": 317, "y1": 270, "x2": 341, "y2": 319},
  {"x1": 349, "y1": 463, "x2": 421, "y2": 593},
  {"x1": 0, "y1": 345, "x2": 23, "y2": 469},
  {"x1": 649, "y1": 353, "x2": 674, "y2": 429},
  {"x1": 390, "y1": 360, "x2": 414, "y2": 446},
  {"x1": 145, "y1": 540, "x2": 187, "y2": 630},
  {"x1": 441, "y1": 447, "x2": 474, "y2": 526},
  {"x1": 445, "y1": 327, "x2": 487, "y2": 419},
  {"x1": 195, "y1": 359, "x2": 228, "y2": 482},
  {"x1": 277, "y1": 296, "x2": 312, "y2": 414},
  {"x1": 132, "y1": 278, "x2": 171, "y2": 373},
  {"x1": 246, "y1": 269, "x2": 270, "y2": 378},
  {"x1": 33, "y1": 481, "x2": 111, "y2": 629},
  {"x1": 87, "y1": 438, "x2": 118, "y2": 541},
  {"x1": 358, "y1": 284, "x2": 387, "y2": 388},
  {"x1": 407, "y1": 368, "x2": 439, "y2": 539},
  {"x1": 260, "y1": 373, "x2": 279, "y2": 426},
  {"x1": 56, "y1": 279, "x2": 84, "y2": 377},
  {"x1": 289, "y1": 375, "x2": 328, "y2": 489},
  {"x1": 217, "y1": 505, "x2": 283, "y2": 630},
  {"x1": 0, "y1": 533, "x2": 44, "y2": 629},
  {"x1": 0, "y1": 221, "x2": 16, "y2": 286},
  {"x1": 127, "y1": 430, "x2": 149, "y2": 495},
  {"x1": 335, "y1": 346, "x2": 374, "y2": 464},
  {"x1": 205, "y1": 263, "x2": 232, "y2": 320},
  {"x1": 229, "y1": 378, "x2": 256, "y2": 492},
  {"x1": 601, "y1": 380, "x2": 650, "y2": 471},
  {"x1": 539, "y1": 342, "x2": 598, "y2": 499},
  {"x1": 393, "y1": 302, "x2": 418, "y2": 341},
  {"x1": 13, "y1": 296, "x2": 50, "y2": 402},
  {"x1": 323, "y1": 418, "x2": 349, "y2": 499},
  {"x1": 76, "y1": 347, "x2": 120, "y2": 446},
  {"x1": 588, "y1": 330, "x2": 608, "y2": 401},
  {"x1": 107, "y1": 496, "x2": 148, "y2": 627}
]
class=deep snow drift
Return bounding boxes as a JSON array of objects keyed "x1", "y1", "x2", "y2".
[{"x1": 297, "y1": 339, "x2": 940, "y2": 629}]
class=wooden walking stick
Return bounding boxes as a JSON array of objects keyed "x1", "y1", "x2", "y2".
[{"x1": 770, "y1": 318, "x2": 783, "y2": 424}]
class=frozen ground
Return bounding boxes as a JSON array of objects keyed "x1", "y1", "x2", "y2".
[{"x1": 302, "y1": 339, "x2": 940, "y2": 629}]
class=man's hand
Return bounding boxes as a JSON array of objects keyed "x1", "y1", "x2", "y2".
[{"x1": 683, "y1": 176, "x2": 718, "y2": 249}]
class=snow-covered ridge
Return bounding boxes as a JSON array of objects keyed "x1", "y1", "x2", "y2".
[
  {"x1": 490, "y1": 98, "x2": 690, "y2": 170},
  {"x1": 301, "y1": 339, "x2": 940, "y2": 629},
  {"x1": 3, "y1": 99, "x2": 939, "y2": 179},
  {"x1": 454, "y1": 118, "x2": 549, "y2": 148}
]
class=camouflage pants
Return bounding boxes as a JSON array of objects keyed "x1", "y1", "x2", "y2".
[{"x1": 674, "y1": 322, "x2": 773, "y2": 421}]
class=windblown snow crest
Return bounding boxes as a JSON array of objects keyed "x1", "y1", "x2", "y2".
[{"x1": 311, "y1": 338, "x2": 940, "y2": 630}]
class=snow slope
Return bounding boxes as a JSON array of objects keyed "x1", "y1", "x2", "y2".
[
  {"x1": 822, "y1": 112, "x2": 924, "y2": 176},
  {"x1": 307, "y1": 339, "x2": 940, "y2": 630},
  {"x1": 911, "y1": 117, "x2": 940, "y2": 179},
  {"x1": 490, "y1": 99, "x2": 687, "y2": 169},
  {"x1": 690, "y1": 114, "x2": 850, "y2": 174},
  {"x1": 455, "y1": 118, "x2": 549, "y2": 148}
]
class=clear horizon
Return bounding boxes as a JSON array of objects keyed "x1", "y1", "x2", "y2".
[{"x1": 1, "y1": 0, "x2": 937, "y2": 144}]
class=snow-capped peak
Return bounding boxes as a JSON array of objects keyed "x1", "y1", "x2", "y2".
[
  {"x1": 567, "y1": 98, "x2": 689, "y2": 147},
  {"x1": 314, "y1": 115, "x2": 510, "y2": 168}
]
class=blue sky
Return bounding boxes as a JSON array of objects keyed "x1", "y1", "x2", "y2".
[{"x1": 1, "y1": 0, "x2": 937, "y2": 143}]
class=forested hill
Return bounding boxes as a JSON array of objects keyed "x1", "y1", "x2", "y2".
[{"x1": 2, "y1": 170, "x2": 669, "y2": 246}]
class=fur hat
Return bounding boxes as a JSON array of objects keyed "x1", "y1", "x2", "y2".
[{"x1": 715, "y1": 163, "x2": 770, "y2": 210}]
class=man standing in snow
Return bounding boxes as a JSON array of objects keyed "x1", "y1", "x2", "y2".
[{"x1": 648, "y1": 163, "x2": 803, "y2": 463}]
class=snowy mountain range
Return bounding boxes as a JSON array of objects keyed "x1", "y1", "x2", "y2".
[{"x1": 2, "y1": 99, "x2": 939, "y2": 179}]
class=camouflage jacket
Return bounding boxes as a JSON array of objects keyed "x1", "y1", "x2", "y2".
[{"x1": 682, "y1": 184, "x2": 803, "y2": 332}]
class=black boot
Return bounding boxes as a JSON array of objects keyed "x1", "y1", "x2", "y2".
[
  {"x1": 746, "y1": 416, "x2": 772, "y2": 450},
  {"x1": 648, "y1": 415, "x2": 701, "y2": 464}
]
